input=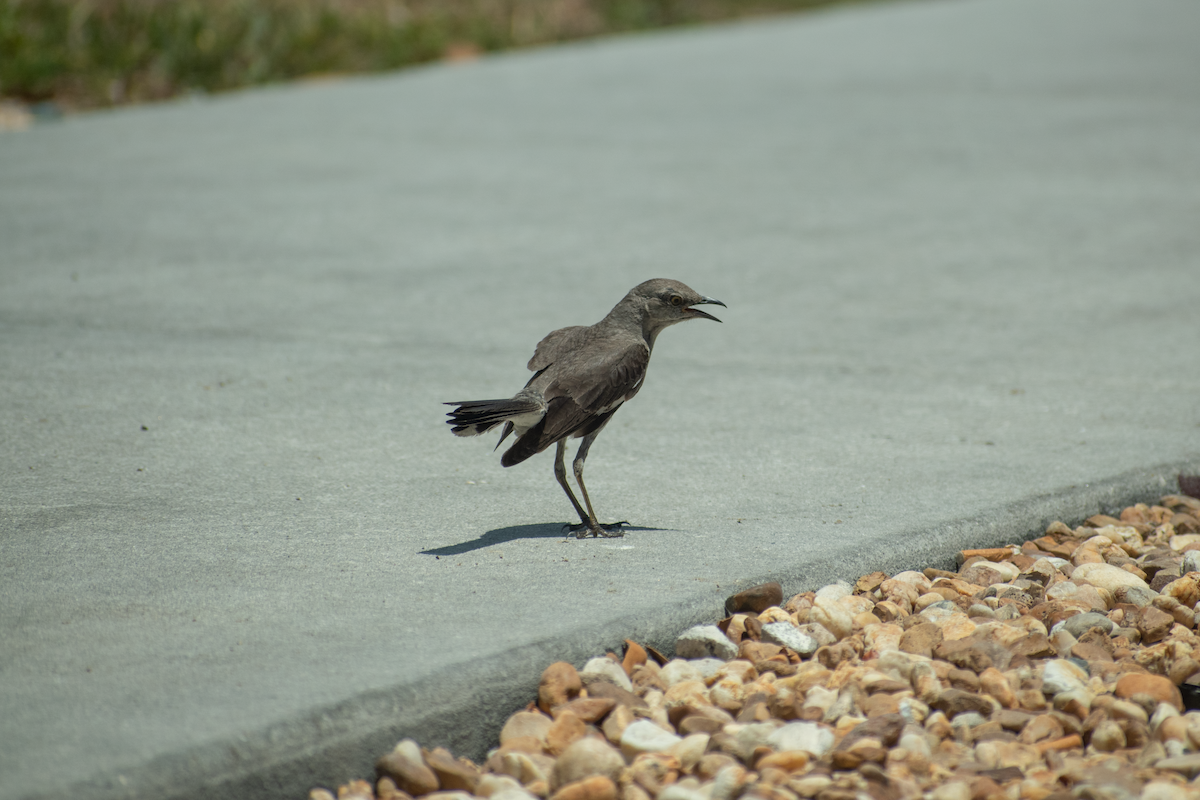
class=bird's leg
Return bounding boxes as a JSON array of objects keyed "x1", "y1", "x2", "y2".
[
  {"x1": 572, "y1": 433, "x2": 626, "y2": 538},
  {"x1": 554, "y1": 440, "x2": 600, "y2": 536}
]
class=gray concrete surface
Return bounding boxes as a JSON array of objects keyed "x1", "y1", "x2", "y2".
[{"x1": 3, "y1": 0, "x2": 1200, "y2": 797}]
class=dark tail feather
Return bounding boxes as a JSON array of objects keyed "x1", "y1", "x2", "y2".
[
  {"x1": 501, "y1": 416, "x2": 547, "y2": 467},
  {"x1": 493, "y1": 421, "x2": 514, "y2": 451},
  {"x1": 445, "y1": 398, "x2": 540, "y2": 437}
]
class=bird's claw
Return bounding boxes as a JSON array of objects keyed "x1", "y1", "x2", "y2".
[{"x1": 565, "y1": 521, "x2": 628, "y2": 539}]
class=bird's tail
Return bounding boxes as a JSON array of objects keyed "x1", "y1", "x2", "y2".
[{"x1": 444, "y1": 398, "x2": 543, "y2": 438}]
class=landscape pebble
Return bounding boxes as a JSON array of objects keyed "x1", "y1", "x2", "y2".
[{"x1": 314, "y1": 491, "x2": 1200, "y2": 800}]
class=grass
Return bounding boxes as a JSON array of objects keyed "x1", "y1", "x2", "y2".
[{"x1": 0, "y1": 0, "x2": 851, "y2": 110}]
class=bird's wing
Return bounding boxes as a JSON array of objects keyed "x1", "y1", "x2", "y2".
[
  {"x1": 501, "y1": 339, "x2": 649, "y2": 467},
  {"x1": 560, "y1": 339, "x2": 650, "y2": 413},
  {"x1": 540, "y1": 340, "x2": 649, "y2": 441},
  {"x1": 527, "y1": 326, "x2": 587, "y2": 372}
]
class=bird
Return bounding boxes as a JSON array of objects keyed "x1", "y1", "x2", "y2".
[{"x1": 445, "y1": 278, "x2": 725, "y2": 538}]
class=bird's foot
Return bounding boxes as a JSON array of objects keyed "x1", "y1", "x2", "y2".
[{"x1": 565, "y1": 521, "x2": 629, "y2": 539}]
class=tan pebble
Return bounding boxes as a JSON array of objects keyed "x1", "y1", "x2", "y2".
[
  {"x1": 1158, "y1": 715, "x2": 1190, "y2": 743},
  {"x1": 338, "y1": 781, "x2": 375, "y2": 800},
  {"x1": 669, "y1": 733, "x2": 709, "y2": 772},
  {"x1": 873, "y1": 600, "x2": 907, "y2": 623},
  {"x1": 830, "y1": 715, "x2": 866, "y2": 738},
  {"x1": 310, "y1": 790, "x2": 337, "y2": 800},
  {"x1": 837, "y1": 594, "x2": 875, "y2": 614},
  {"x1": 898, "y1": 621, "x2": 943, "y2": 658},
  {"x1": 709, "y1": 765, "x2": 748, "y2": 800},
  {"x1": 549, "y1": 776, "x2": 617, "y2": 800},
  {"x1": 979, "y1": 668, "x2": 1017, "y2": 709},
  {"x1": 810, "y1": 597, "x2": 853, "y2": 640},
  {"x1": 622, "y1": 641, "x2": 648, "y2": 677},
  {"x1": 726, "y1": 583, "x2": 784, "y2": 614},
  {"x1": 695, "y1": 753, "x2": 739, "y2": 781},
  {"x1": 1156, "y1": 597, "x2": 1196, "y2": 629},
  {"x1": 1089, "y1": 719, "x2": 1126, "y2": 751},
  {"x1": 891, "y1": 570, "x2": 934, "y2": 590},
  {"x1": 1164, "y1": 573, "x2": 1200, "y2": 607},
  {"x1": 663, "y1": 679, "x2": 712, "y2": 713},
  {"x1": 601, "y1": 703, "x2": 634, "y2": 744},
  {"x1": 862, "y1": 692, "x2": 901, "y2": 718},
  {"x1": 927, "y1": 781, "x2": 971, "y2": 800},
  {"x1": 1185, "y1": 713, "x2": 1200, "y2": 749},
  {"x1": 924, "y1": 711, "x2": 953, "y2": 739},
  {"x1": 862, "y1": 622, "x2": 903, "y2": 656},
  {"x1": 786, "y1": 774, "x2": 832, "y2": 799},
  {"x1": 377, "y1": 740, "x2": 440, "y2": 797},
  {"x1": 628, "y1": 752, "x2": 680, "y2": 795},
  {"x1": 800, "y1": 684, "x2": 837, "y2": 718},
  {"x1": 620, "y1": 719, "x2": 683, "y2": 760},
  {"x1": 544, "y1": 710, "x2": 587, "y2": 756},
  {"x1": 756, "y1": 750, "x2": 810, "y2": 773},
  {"x1": 753, "y1": 765, "x2": 790, "y2": 787},
  {"x1": 915, "y1": 592, "x2": 944, "y2": 610},
  {"x1": 855, "y1": 572, "x2": 888, "y2": 594},
  {"x1": 1035, "y1": 733, "x2": 1082, "y2": 753},
  {"x1": 881, "y1": 583, "x2": 920, "y2": 616},
  {"x1": 476, "y1": 775, "x2": 526, "y2": 799},
  {"x1": 1072, "y1": 562, "x2": 1152, "y2": 592},
  {"x1": 1072, "y1": 544, "x2": 1105, "y2": 566},
  {"x1": 1044, "y1": 520, "x2": 1074, "y2": 536},
  {"x1": 422, "y1": 748, "x2": 480, "y2": 793},
  {"x1": 858, "y1": 669, "x2": 909, "y2": 694},
  {"x1": 502, "y1": 711, "x2": 554, "y2": 746},
  {"x1": 486, "y1": 749, "x2": 555, "y2": 787},
  {"x1": 376, "y1": 777, "x2": 414, "y2": 800},
  {"x1": 973, "y1": 740, "x2": 1041, "y2": 770},
  {"x1": 630, "y1": 663, "x2": 665, "y2": 694},
  {"x1": 758, "y1": 606, "x2": 792, "y2": 624},
  {"x1": 1052, "y1": 689, "x2": 1092, "y2": 720},
  {"x1": 1141, "y1": 783, "x2": 1192, "y2": 800},
  {"x1": 1115, "y1": 673, "x2": 1183, "y2": 711},
  {"x1": 710, "y1": 679, "x2": 749, "y2": 715},
  {"x1": 829, "y1": 750, "x2": 863, "y2": 771},
  {"x1": 1170, "y1": 534, "x2": 1200, "y2": 552},
  {"x1": 724, "y1": 616, "x2": 749, "y2": 644},
  {"x1": 938, "y1": 614, "x2": 977, "y2": 641},
  {"x1": 1107, "y1": 699, "x2": 1149, "y2": 724},
  {"x1": 659, "y1": 660, "x2": 705, "y2": 688},
  {"x1": 527, "y1": 781, "x2": 550, "y2": 798},
  {"x1": 851, "y1": 610, "x2": 882, "y2": 633},
  {"x1": 581, "y1": 657, "x2": 634, "y2": 693},
  {"x1": 1139, "y1": 606, "x2": 1176, "y2": 643},
  {"x1": 677, "y1": 714, "x2": 723, "y2": 737},
  {"x1": 713, "y1": 660, "x2": 757, "y2": 684},
  {"x1": 554, "y1": 697, "x2": 617, "y2": 724},
  {"x1": 539, "y1": 662, "x2": 583, "y2": 713},
  {"x1": 946, "y1": 668, "x2": 979, "y2": 692},
  {"x1": 1017, "y1": 714, "x2": 1064, "y2": 744}
]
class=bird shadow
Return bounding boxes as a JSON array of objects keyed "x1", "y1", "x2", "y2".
[{"x1": 420, "y1": 522, "x2": 664, "y2": 556}]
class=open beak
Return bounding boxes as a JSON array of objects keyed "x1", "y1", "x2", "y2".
[{"x1": 685, "y1": 296, "x2": 726, "y2": 323}]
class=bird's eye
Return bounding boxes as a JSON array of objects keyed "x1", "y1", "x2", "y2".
[{"x1": 670, "y1": 295, "x2": 684, "y2": 307}]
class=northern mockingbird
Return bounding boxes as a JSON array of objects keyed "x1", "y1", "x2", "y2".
[{"x1": 446, "y1": 279, "x2": 725, "y2": 538}]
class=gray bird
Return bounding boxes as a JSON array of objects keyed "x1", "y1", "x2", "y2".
[{"x1": 446, "y1": 279, "x2": 725, "y2": 538}]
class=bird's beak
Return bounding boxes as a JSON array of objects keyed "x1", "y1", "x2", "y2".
[{"x1": 685, "y1": 296, "x2": 726, "y2": 323}]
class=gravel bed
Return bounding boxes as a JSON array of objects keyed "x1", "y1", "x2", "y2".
[{"x1": 312, "y1": 490, "x2": 1200, "y2": 800}]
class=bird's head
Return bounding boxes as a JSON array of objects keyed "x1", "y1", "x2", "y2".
[{"x1": 632, "y1": 279, "x2": 726, "y2": 331}]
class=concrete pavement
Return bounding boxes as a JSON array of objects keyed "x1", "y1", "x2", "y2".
[{"x1": 2, "y1": 0, "x2": 1199, "y2": 797}]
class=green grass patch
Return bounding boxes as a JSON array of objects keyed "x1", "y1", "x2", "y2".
[{"x1": 0, "y1": 0, "x2": 849, "y2": 109}]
